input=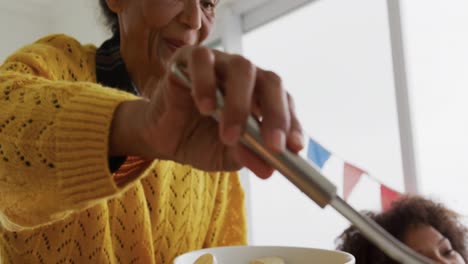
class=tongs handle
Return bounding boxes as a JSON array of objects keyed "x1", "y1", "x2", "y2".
[{"x1": 170, "y1": 63, "x2": 434, "y2": 264}]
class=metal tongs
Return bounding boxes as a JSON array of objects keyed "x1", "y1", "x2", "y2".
[{"x1": 171, "y1": 63, "x2": 434, "y2": 264}]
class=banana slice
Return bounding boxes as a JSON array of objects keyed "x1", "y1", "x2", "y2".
[
  {"x1": 194, "y1": 253, "x2": 218, "y2": 264},
  {"x1": 249, "y1": 257, "x2": 286, "y2": 264}
]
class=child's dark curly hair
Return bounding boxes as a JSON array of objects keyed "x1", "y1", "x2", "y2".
[{"x1": 336, "y1": 196, "x2": 468, "y2": 263}]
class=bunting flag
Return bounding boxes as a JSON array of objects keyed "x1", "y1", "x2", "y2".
[
  {"x1": 343, "y1": 163, "x2": 365, "y2": 201},
  {"x1": 307, "y1": 138, "x2": 331, "y2": 169},
  {"x1": 305, "y1": 136, "x2": 403, "y2": 211},
  {"x1": 381, "y1": 185, "x2": 402, "y2": 211}
]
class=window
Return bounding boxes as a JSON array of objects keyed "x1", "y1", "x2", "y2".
[
  {"x1": 400, "y1": 0, "x2": 468, "y2": 216},
  {"x1": 242, "y1": 0, "x2": 403, "y2": 248}
]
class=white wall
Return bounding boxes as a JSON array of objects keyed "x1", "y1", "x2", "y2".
[
  {"x1": 48, "y1": 0, "x2": 109, "y2": 45},
  {"x1": 0, "y1": 2, "x2": 52, "y2": 61},
  {"x1": 0, "y1": 0, "x2": 109, "y2": 62}
]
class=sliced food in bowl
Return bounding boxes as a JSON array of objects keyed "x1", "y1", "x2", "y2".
[{"x1": 194, "y1": 253, "x2": 217, "y2": 264}]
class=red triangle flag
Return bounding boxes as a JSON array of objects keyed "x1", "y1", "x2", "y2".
[
  {"x1": 380, "y1": 185, "x2": 401, "y2": 211},
  {"x1": 343, "y1": 163, "x2": 364, "y2": 201}
]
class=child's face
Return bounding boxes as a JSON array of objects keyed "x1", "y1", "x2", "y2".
[{"x1": 403, "y1": 224, "x2": 465, "y2": 264}]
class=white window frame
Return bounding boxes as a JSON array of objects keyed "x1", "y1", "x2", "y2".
[{"x1": 209, "y1": 0, "x2": 419, "y2": 243}]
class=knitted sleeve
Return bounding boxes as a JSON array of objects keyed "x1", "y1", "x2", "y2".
[
  {"x1": 0, "y1": 34, "x2": 140, "y2": 230},
  {"x1": 204, "y1": 172, "x2": 248, "y2": 247}
]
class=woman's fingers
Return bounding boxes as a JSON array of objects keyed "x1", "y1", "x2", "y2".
[
  {"x1": 255, "y1": 70, "x2": 290, "y2": 153},
  {"x1": 185, "y1": 48, "x2": 257, "y2": 146},
  {"x1": 168, "y1": 46, "x2": 304, "y2": 177},
  {"x1": 188, "y1": 47, "x2": 217, "y2": 115},
  {"x1": 286, "y1": 93, "x2": 304, "y2": 153},
  {"x1": 217, "y1": 55, "x2": 256, "y2": 146}
]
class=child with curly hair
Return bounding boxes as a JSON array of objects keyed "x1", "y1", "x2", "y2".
[{"x1": 336, "y1": 196, "x2": 468, "y2": 264}]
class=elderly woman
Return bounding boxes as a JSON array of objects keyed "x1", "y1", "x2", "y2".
[
  {"x1": 336, "y1": 196, "x2": 468, "y2": 264},
  {"x1": 0, "y1": 0, "x2": 304, "y2": 263}
]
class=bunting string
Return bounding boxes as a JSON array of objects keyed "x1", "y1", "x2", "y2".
[{"x1": 306, "y1": 137, "x2": 402, "y2": 211}]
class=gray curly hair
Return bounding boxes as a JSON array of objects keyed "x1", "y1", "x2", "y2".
[{"x1": 99, "y1": 0, "x2": 119, "y2": 34}]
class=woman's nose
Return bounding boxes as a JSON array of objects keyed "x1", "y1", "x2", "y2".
[{"x1": 179, "y1": 1, "x2": 202, "y2": 30}]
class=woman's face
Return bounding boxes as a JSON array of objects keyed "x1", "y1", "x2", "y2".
[
  {"x1": 403, "y1": 225, "x2": 465, "y2": 264},
  {"x1": 110, "y1": 0, "x2": 218, "y2": 75}
]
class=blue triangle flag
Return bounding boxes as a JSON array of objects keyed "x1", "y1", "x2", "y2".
[{"x1": 307, "y1": 138, "x2": 331, "y2": 168}]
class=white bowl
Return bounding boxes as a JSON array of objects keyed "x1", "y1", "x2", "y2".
[{"x1": 173, "y1": 246, "x2": 355, "y2": 264}]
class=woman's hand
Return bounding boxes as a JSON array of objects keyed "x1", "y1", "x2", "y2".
[{"x1": 111, "y1": 46, "x2": 304, "y2": 179}]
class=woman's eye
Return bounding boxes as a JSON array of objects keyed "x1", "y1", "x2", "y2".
[{"x1": 201, "y1": 0, "x2": 217, "y2": 12}]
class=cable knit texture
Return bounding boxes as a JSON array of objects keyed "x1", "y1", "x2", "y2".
[{"x1": 0, "y1": 34, "x2": 247, "y2": 264}]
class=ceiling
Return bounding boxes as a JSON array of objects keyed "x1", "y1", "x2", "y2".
[{"x1": 0, "y1": 0, "x2": 271, "y2": 16}]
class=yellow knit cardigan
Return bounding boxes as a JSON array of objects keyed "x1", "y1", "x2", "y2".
[{"x1": 0, "y1": 34, "x2": 246, "y2": 264}]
